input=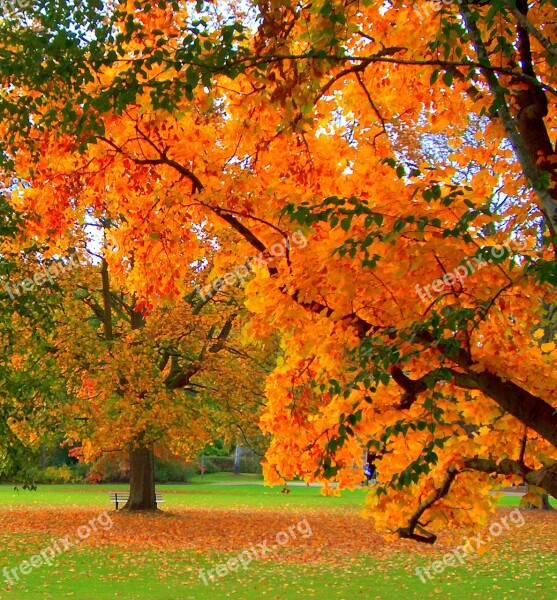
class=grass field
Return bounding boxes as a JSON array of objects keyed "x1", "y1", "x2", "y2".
[
  {"x1": 0, "y1": 477, "x2": 555, "y2": 599},
  {"x1": 0, "y1": 475, "x2": 367, "y2": 510},
  {"x1": 0, "y1": 474, "x2": 536, "y2": 509}
]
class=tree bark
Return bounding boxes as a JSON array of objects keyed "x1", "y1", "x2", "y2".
[
  {"x1": 459, "y1": 0, "x2": 557, "y2": 233},
  {"x1": 233, "y1": 443, "x2": 241, "y2": 475},
  {"x1": 522, "y1": 484, "x2": 555, "y2": 511},
  {"x1": 40, "y1": 443, "x2": 46, "y2": 469},
  {"x1": 122, "y1": 444, "x2": 157, "y2": 511},
  {"x1": 541, "y1": 493, "x2": 554, "y2": 510}
]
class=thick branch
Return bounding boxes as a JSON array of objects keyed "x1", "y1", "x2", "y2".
[
  {"x1": 396, "y1": 466, "x2": 459, "y2": 544},
  {"x1": 464, "y1": 369, "x2": 557, "y2": 448},
  {"x1": 460, "y1": 0, "x2": 557, "y2": 237},
  {"x1": 164, "y1": 366, "x2": 199, "y2": 390},
  {"x1": 390, "y1": 360, "x2": 557, "y2": 448},
  {"x1": 208, "y1": 315, "x2": 236, "y2": 353},
  {"x1": 503, "y1": 0, "x2": 557, "y2": 58},
  {"x1": 391, "y1": 366, "x2": 478, "y2": 409},
  {"x1": 100, "y1": 259, "x2": 113, "y2": 342},
  {"x1": 397, "y1": 457, "x2": 556, "y2": 543},
  {"x1": 463, "y1": 457, "x2": 557, "y2": 499}
]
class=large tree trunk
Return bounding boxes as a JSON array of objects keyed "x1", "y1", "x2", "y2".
[
  {"x1": 522, "y1": 484, "x2": 555, "y2": 511},
  {"x1": 122, "y1": 445, "x2": 157, "y2": 511},
  {"x1": 540, "y1": 494, "x2": 554, "y2": 510}
]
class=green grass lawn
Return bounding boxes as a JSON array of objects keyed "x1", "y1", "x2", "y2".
[
  {"x1": 0, "y1": 479, "x2": 367, "y2": 510},
  {"x1": 1, "y1": 542, "x2": 555, "y2": 599},
  {"x1": 0, "y1": 476, "x2": 536, "y2": 510},
  {"x1": 0, "y1": 479, "x2": 555, "y2": 599}
]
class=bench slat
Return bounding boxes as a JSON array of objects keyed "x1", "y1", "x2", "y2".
[
  {"x1": 108, "y1": 491, "x2": 164, "y2": 509},
  {"x1": 108, "y1": 494, "x2": 163, "y2": 498}
]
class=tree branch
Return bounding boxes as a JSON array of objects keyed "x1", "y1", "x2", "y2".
[
  {"x1": 459, "y1": 0, "x2": 557, "y2": 239},
  {"x1": 396, "y1": 465, "x2": 459, "y2": 544},
  {"x1": 397, "y1": 457, "x2": 556, "y2": 543},
  {"x1": 503, "y1": 0, "x2": 557, "y2": 58}
]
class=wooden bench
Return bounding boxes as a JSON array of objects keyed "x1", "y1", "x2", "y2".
[{"x1": 108, "y1": 491, "x2": 164, "y2": 510}]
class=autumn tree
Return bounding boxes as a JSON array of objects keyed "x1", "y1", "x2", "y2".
[
  {"x1": 0, "y1": 0, "x2": 556, "y2": 537},
  {"x1": 0, "y1": 197, "x2": 74, "y2": 486},
  {"x1": 42, "y1": 249, "x2": 271, "y2": 509}
]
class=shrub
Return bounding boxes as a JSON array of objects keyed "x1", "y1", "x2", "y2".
[
  {"x1": 239, "y1": 457, "x2": 263, "y2": 474},
  {"x1": 70, "y1": 461, "x2": 90, "y2": 481},
  {"x1": 198, "y1": 457, "x2": 219, "y2": 474},
  {"x1": 47, "y1": 445, "x2": 78, "y2": 468},
  {"x1": 26, "y1": 465, "x2": 79, "y2": 484},
  {"x1": 201, "y1": 444, "x2": 229, "y2": 457},
  {"x1": 47, "y1": 465, "x2": 75, "y2": 482},
  {"x1": 155, "y1": 459, "x2": 198, "y2": 483},
  {"x1": 86, "y1": 454, "x2": 129, "y2": 483}
]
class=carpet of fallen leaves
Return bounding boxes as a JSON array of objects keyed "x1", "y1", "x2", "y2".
[{"x1": 1, "y1": 506, "x2": 556, "y2": 565}]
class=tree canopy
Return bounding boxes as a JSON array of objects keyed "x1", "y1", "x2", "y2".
[{"x1": 0, "y1": 0, "x2": 555, "y2": 538}]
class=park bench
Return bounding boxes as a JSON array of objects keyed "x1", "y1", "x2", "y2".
[{"x1": 108, "y1": 491, "x2": 164, "y2": 510}]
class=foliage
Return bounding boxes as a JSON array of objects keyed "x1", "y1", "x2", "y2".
[
  {"x1": 0, "y1": 196, "x2": 72, "y2": 486},
  {"x1": 0, "y1": 0, "x2": 556, "y2": 539},
  {"x1": 198, "y1": 457, "x2": 220, "y2": 474},
  {"x1": 200, "y1": 441, "x2": 230, "y2": 457},
  {"x1": 24, "y1": 465, "x2": 81, "y2": 484},
  {"x1": 239, "y1": 456, "x2": 264, "y2": 475},
  {"x1": 153, "y1": 458, "x2": 198, "y2": 483}
]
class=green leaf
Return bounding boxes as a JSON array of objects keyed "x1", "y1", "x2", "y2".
[
  {"x1": 442, "y1": 71, "x2": 453, "y2": 87},
  {"x1": 340, "y1": 215, "x2": 353, "y2": 232}
]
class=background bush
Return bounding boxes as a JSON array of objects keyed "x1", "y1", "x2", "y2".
[
  {"x1": 154, "y1": 458, "x2": 198, "y2": 483},
  {"x1": 26, "y1": 465, "x2": 80, "y2": 484},
  {"x1": 198, "y1": 457, "x2": 219, "y2": 474}
]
